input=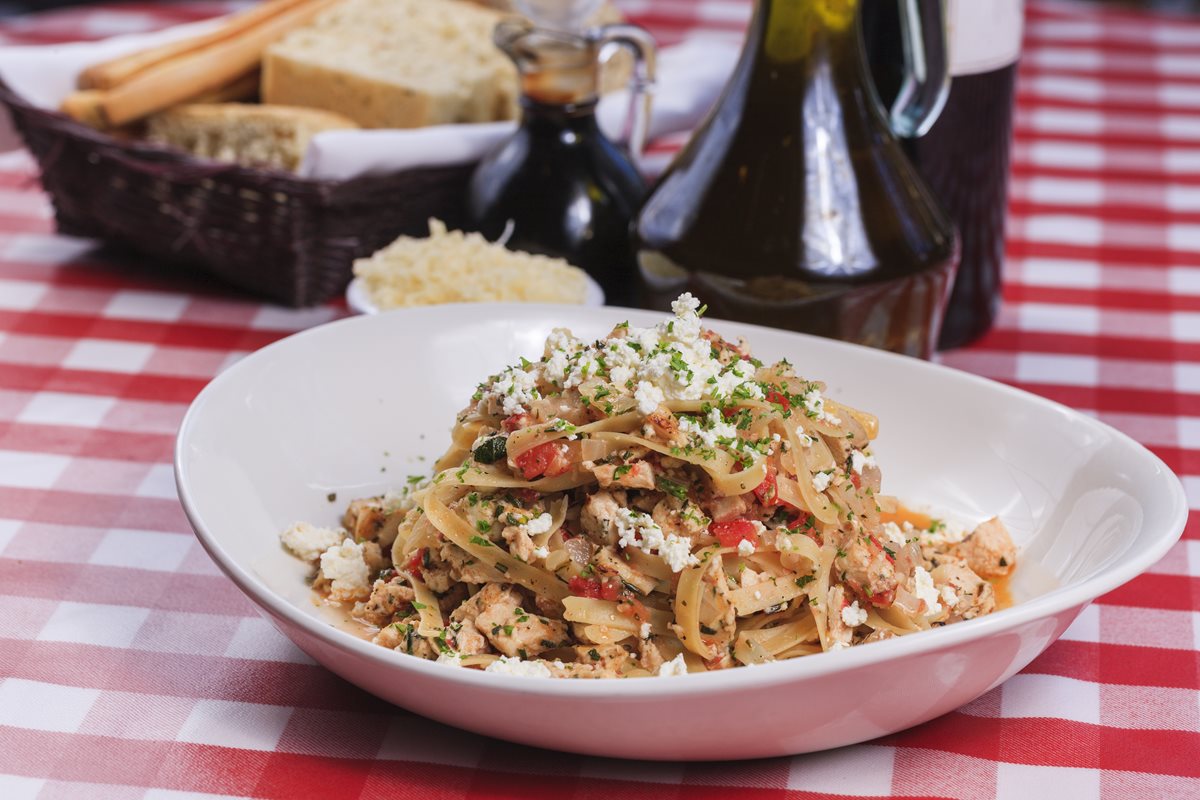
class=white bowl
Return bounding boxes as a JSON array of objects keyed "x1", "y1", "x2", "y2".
[
  {"x1": 175, "y1": 304, "x2": 1186, "y2": 761},
  {"x1": 345, "y1": 274, "x2": 606, "y2": 314}
]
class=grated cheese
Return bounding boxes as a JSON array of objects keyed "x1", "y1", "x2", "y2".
[{"x1": 354, "y1": 219, "x2": 589, "y2": 309}]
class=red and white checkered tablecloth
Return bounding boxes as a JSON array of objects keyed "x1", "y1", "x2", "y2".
[{"x1": 0, "y1": 0, "x2": 1197, "y2": 797}]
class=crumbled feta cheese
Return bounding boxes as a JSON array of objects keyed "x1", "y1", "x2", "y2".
[
  {"x1": 615, "y1": 508, "x2": 699, "y2": 572},
  {"x1": 436, "y1": 652, "x2": 465, "y2": 667},
  {"x1": 849, "y1": 449, "x2": 876, "y2": 475},
  {"x1": 913, "y1": 566, "x2": 943, "y2": 617},
  {"x1": 545, "y1": 327, "x2": 581, "y2": 354},
  {"x1": 881, "y1": 521, "x2": 907, "y2": 547},
  {"x1": 657, "y1": 653, "x2": 689, "y2": 677},
  {"x1": 678, "y1": 408, "x2": 738, "y2": 451},
  {"x1": 940, "y1": 585, "x2": 959, "y2": 607},
  {"x1": 640, "y1": 622, "x2": 652, "y2": 639},
  {"x1": 524, "y1": 512, "x2": 554, "y2": 535},
  {"x1": 737, "y1": 538, "x2": 757, "y2": 557},
  {"x1": 318, "y1": 538, "x2": 371, "y2": 601},
  {"x1": 812, "y1": 471, "x2": 833, "y2": 492},
  {"x1": 841, "y1": 600, "x2": 868, "y2": 627},
  {"x1": 485, "y1": 367, "x2": 540, "y2": 415},
  {"x1": 671, "y1": 292, "x2": 701, "y2": 317},
  {"x1": 798, "y1": 432, "x2": 814, "y2": 448},
  {"x1": 634, "y1": 380, "x2": 666, "y2": 415},
  {"x1": 800, "y1": 387, "x2": 841, "y2": 425},
  {"x1": 532, "y1": 545, "x2": 550, "y2": 560},
  {"x1": 484, "y1": 656, "x2": 554, "y2": 677},
  {"x1": 280, "y1": 521, "x2": 344, "y2": 563},
  {"x1": 920, "y1": 518, "x2": 967, "y2": 546}
]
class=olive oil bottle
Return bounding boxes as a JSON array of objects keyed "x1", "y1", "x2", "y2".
[{"x1": 633, "y1": 0, "x2": 958, "y2": 358}]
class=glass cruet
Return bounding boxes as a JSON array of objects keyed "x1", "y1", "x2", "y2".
[
  {"x1": 465, "y1": 14, "x2": 656, "y2": 306},
  {"x1": 632, "y1": 0, "x2": 958, "y2": 358}
]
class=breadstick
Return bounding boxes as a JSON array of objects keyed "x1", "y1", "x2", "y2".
[
  {"x1": 79, "y1": 0, "x2": 314, "y2": 90},
  {"x1": 75, "y1": 0, "x2": 340, "y2": 128},
  {"x1": 190, "y1": 70, "x2": 262, "y2": 104}
]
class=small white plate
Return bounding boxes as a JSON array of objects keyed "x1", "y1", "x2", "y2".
[
  {"x1": 176, "y1": 304, "x2": 1186, "y2": 760},
  {"x1": 345, "y1": 274, "x2": 606, "y2": 314}
]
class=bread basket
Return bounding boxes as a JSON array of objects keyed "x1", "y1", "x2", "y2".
[{"x1": 0, "y1": 80, "x2": 472, "y2": 307}]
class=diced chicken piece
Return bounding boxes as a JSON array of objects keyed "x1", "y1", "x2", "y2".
[
  {"x1": 931, "y1": 560, "x2": 996, "y2": 620},
  {"x1": 352, "y1": 578, "x2": 415, "y2": 626},
  {"x1": 361, "y1": 540, "x2": 386, "y2": 574},
  {"x1": 437, "y1": 543, "x2": 504, "y2": 587},
  {"x1": 373, "y1": 617, "x2": 436, "y2": 658},
  {"x1": 573, "y1": 643, "x2": 631, "y2": 674},
  {"x1": 449, "y1": 621, "x2": 491, "y2": 655},
  {"x1": 502, "y1": 524, "x2": 536, "y2": 563},
  {"x1": 476, "y1": 601, "x2": 570, "y2": 658},
  {"x1": 825, "y1": 585, "x2": 855, "y2": 649},
  {"x1": 950, "y1": 517, "x2": 1017, "y2": 578},
  {"x1": 643, "y1": 408, "x2": 688, "y2": 448},
  {"x1": 580, "y1": 490, "x2": 628, "y2": 546},
  {"x1": 343, "y1": 497, "x2": 403, "y2": 547},
  {"x1": 652, "y1": 496, "x2": 709, "y2": 540},
  {"x1": 592, "y1": 461, "x2": 656, "y2": 490},
  {"x1": 835, "y1": 534, "x2": 898, "y2": 607},
  {"x1": 593, "y1": 546, "x2": 658, "y2": 595},
  {"x1": 451, "y1": 583, "x2": 523, "y2": 625},
  {"x1": 638, "y1": 637, "x2": 666, "y2": 673},
  {"x1": 534, "y1": 593, "x2": 565, "y2": 620},
  {"x1": 707, "y1": 494, "x2": 748, "y2": 523}
]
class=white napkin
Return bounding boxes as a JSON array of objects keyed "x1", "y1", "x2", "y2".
[{"x1": 0, "y1": 18, "x2": 740, "y2": 180}]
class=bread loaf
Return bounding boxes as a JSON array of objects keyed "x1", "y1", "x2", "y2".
[
  {"x1": 262, "y1": 0, "x2": 517, "y2": 129},
  {"x1": 146, "y1": 103, "x2": 357, "y2": 171}
]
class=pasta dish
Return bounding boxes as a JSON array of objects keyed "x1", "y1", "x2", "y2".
[{"x1": 281, "y1": 295, "x2": 1016, "y2": 678}]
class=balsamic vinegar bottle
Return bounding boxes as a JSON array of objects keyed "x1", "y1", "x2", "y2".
[{"x1": 632, "y1": 0, "x2": 959, "y2": 359}]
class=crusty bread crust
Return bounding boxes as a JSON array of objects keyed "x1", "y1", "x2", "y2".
[{"x1": 261, "y1": 0, "x2": 517, "y2": 129}]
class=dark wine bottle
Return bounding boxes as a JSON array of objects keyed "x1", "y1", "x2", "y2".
[
  {"x1": 632, "y1": 0, "x2": 958, "y2": 359},
  {"x1": 864, "y1": 0, "x2": 1024, "y2": 350}
]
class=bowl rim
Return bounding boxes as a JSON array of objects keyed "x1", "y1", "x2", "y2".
[{"x1": 176, "y1": 302, "x2": 1189, "y2": 698}]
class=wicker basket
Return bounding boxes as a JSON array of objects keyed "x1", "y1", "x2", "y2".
[{"x1": 0, "y1": 81, "x2": 474, "y2": 307}]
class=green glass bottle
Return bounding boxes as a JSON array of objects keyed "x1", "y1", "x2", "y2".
[{"x1": 633, "y1": 0, "x2": 958, "y2": 358}]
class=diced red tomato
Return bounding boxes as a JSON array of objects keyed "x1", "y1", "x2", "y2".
[
  {"x1": 514, "y1": 488, "x2": 540, "y2": 505},
  {"x1": 405, "y1": 548, "x2": 426, "y2": 579},
  {"x1": 513, "y1": 441, "x2": 572, "y2": 480},
  {"x1": 617, "y1": 596, "x2": 651, "y2": 623},
  {"x1": 722, "y1": 407, "x2": 738, "y2": 419},
  {"x1": 709, "y1": 518, "x2": 759, "y2": 549},
  {"x1": 568, "y1": 576, "x2": 602, "y2": 598},
  {"x1": 753, "y1": 466, "x2": 779, "y2": 507},
  {"x1": 868, "y1": 587, "x2": 896, "y2": 608},
  {"x1": 501, "y1": 414, "x2": 530, "y2": 433},
  {"x1": 599, "y1": 579, "x2": 623, "y2": 602},
  {"x1": 765, "y1": 390, "x2": 790, "y2": 411},
  {"x1": 786, "y1": 511, "x2": 812, "y2": 531},
  {"x1": 850, "y1": 472, "x2": 862, "y2": 490},
  {"x1": 569, "y1": 576, "x2": 622, "y2": 601},
  {"x1": 868, "y1": 535, "x2": 894, "y2": 563}
]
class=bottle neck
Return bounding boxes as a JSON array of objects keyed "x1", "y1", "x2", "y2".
[
  {"x1": 746, "y1": 0, "x2": 875, "y2": 105},
  {"x1": 519, "y1": 98, "x2": 600, "y2": 137}
]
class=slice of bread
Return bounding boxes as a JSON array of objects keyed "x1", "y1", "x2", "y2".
[
  {"x1": 262, "y1": 0, "x2": 516, "y2": 129},
  {"x1": 146, "y1": 103, "x2": 358, "y2": 171}
]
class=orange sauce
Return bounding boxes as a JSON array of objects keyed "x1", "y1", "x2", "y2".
[{"x1": 880, "y1": 505, "x2": 1014, "y2": 611}]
